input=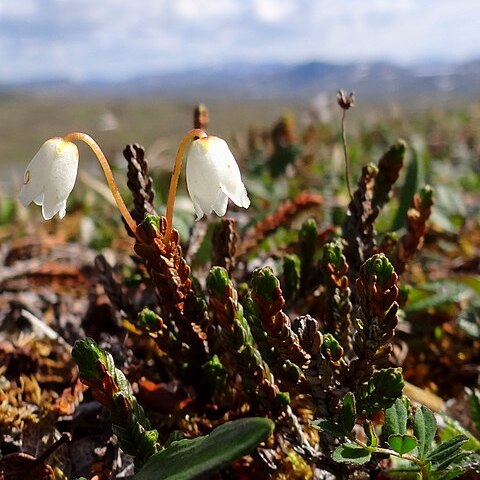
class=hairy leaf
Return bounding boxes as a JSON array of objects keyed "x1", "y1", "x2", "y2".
[
  {"x1": 135, "y1": 418, "x2": 274, "y2": 480},
  {"x1": 342, "y1": 392, "x2": 356, "y2": 433},
  {"x1": 312, "y1": 419, "x2": 346, "y2": 438},
  {"x1": 414, "y1": 405, "x2": 437, "y2": 458},
  {"x1": 385, "y1": 398, "x2": 408, "y2": 436},
  {"x1": 332, "y1": 444, "x2": 371, "y2": 465},
  {"x1": 427, "y1": 435, "x2": 468, "y2": 465},
  {"x1": 469, "y1": 389, "x2": 480, "y2": 433}
]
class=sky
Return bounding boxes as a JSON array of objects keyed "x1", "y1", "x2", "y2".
[{"x1": 1, "y1": 0, "x2": 479, "y2": 82}]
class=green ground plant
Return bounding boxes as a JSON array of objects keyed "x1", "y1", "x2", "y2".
[{"x1": 1, "y1": 98, "x2": 480, "y2": 479}]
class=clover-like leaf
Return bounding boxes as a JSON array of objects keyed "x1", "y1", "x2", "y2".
[{"x1": 388, "y1": 434, "x2": 418, "y2": 454}]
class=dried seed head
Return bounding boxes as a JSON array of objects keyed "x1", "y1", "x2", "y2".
[
  {"x1": 193, "y1": 103, "x2": 209, "y2": 130},
  {"x1": 336, "y1": 89, "x2": 355, "y2": 110}
]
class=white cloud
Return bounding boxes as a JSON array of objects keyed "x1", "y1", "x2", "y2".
[
  {"x1": 252, "y1": 0, "x2": 297, "y2": 23},
  {"x1": 0, "y1": 0, "x2": 479, "y2": 81},
  {"x1": 174, "y1": 0, "x2": 240, "y2": 22},
  {"x1": 0, "y1": 0, "x2": 37, "y2": 18}
]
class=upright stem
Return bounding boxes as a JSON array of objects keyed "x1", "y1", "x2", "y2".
[
  {"x1": 164, "y1": 129, "x2": 207, "y2": 243},
  {"x1": 341, "y1": 110, "x2": 353, "y2": 201},
  {"x1": 63, "y1": 132, "x2": 139, "y2": 239}
]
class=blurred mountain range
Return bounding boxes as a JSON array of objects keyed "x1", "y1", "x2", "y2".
[{"x1": 2, "y1": 59, "x2": 479, "y2": 102}]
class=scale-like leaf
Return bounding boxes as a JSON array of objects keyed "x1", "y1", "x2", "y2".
[{"x1": 135, "y1": 418, "x2": 274, "y2": 480}]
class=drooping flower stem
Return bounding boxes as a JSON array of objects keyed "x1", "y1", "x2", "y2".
[
  {"x1": 63, "y1": 132, "x2": 139, "y2": 239},
  {"x1": 164, "y1": 128, "x2": 207, "y2": 243}
]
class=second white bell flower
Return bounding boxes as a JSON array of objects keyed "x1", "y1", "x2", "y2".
[
  {"x1": 186, "y1": 136, "x2": 250, "y2": 220},
  {"x1": 18, "y1": 138, "x2": 79, "y2": 220}
]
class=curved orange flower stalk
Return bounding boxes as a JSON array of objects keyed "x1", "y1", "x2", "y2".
[
  {"x1": 164, "y1": 129, "x2": 250, "y2": 244},
  {"x1": 18, "y1": 132, "x2": 140, "y2": 240}
]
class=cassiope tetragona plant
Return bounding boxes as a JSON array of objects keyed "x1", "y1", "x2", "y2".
[{"x1": 18, "y1": 129, "x2": 250, "y2": 244}]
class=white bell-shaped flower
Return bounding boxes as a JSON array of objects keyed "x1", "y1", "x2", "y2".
[
  {"x1": 186, "y1": 136, "x2": 250, "y2": 220},
  {"x1": 18, "y1": 138, "x2": 79, "y2": 220}
]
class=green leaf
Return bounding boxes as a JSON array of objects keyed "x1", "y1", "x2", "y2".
[
  {"x1": 385, "y1": 398, "x2": 408, "y2": 436},
  {"x1": 134, "y1": 418, "x2": 274, "y2": 480},
  {"x1": 312, "y1": 419, "x2": 346, "y2": 438},
  {"x1": 392, "y1": 146, "x2": 422, "y2": 231},
  {"x1": 432, "y1": 451, "x2": 469, "y2": 472},
  {"x1": 201, "y1": 355, "x2": 228, "y2": 394},
  {"x1": 470, "y1": 389, "x2": 480, "y2": 432},
  {"x1": 282, "y1": 254, "x2": 301, "y2": 300},
  {"x1": 342, "y1": 392, "x2": 356, "y2": 433},
  {"x1": 388, "y1": 434, "x2": 418, "y2": 454},
  {"x1": 439, "y1": 414, "x2": 480, "y2": 452},
  {"x1": 321, "y1": 333, "x2": 344, "y2": 363},
  {"x1": 206, "y1": 266, "x2": 231, "y2": 298},
  {"x1": 364, "y1": 420, "x2": 378, "y2": 448},
  {"x1": 356, "y1": 368, "x2": 404, "y2": 415},
  {"x1": 406, "y1": 282, "x2": 475, "y2": 313},
  {"x1": 414, "y1": 405, "x2": 437, "y2": 458},
  {"x1": 363, "y1": 253, "x2": 395, "y2": 288},
  {"x1": 332, "y1": 444, "x2": 371, "y2": 465},
  {"x1": 72, "y1": 337, "x2": 109, "y2": 382},
  {"x1": 427, "y1": 435, "x2": 468, "y2": 465}
]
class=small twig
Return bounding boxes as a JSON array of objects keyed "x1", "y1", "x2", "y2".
[
  {"x1": 336, "y1": 90, "x2": 355, "y2": 202},
  {"x1": 341, "y1": 110, "x2": 353, "y2": 201},
  {"x1": 20, "y1": 309, "x2": 71, "y2": 347},
  {"x1": 33, "y1": 433, "x2": 72, "y2": 466}
]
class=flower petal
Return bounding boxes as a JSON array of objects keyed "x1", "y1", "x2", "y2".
[
  {"x1": 204, "y1": 137, "x2": 250, "y2": 209},
  {"x1": 185, "y1": 135, "x2": 250, "y2": 218},
  {"x1": 33, "y1": 193, "x2": 44, "y2": 206},
  {"x1": 18, "y1": 138, "x2": 79, "y2": 219},
  {"x1": 18, "y1": 138, "x2": 60, "y2": 207},
  {"x1": 41, "y1": 201, "x2": 64, "y2": 220},
  {"x1": 191, "y1": 196, "x2": 205, "y2": 220},
  {"x1": 212, "y1": 190, "x2": 228, "y2": 217}
]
